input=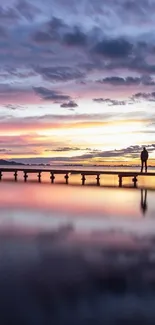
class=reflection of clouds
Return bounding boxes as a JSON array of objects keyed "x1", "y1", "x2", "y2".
[
  {"x1": 1, "y1": 207, "x2": 155, "y2": 237},
  {"x1": 0, "y1": 233, "x2": 155, "y2": 324},
  {"x1": 0, "y1": 183, "x2": 155, "y2": 223}
]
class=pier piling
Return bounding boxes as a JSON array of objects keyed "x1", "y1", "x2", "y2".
[
  {"x1": 38, "y1": 172, "x2": 41, "y2": 183},
  {"x1": 50, "y1": 173, "x2": 55, "y2": 184},
  {"x1": 14, "y1": 171, "x2": 18, "y2": 182},
  {"x1": 24, "y1": 172, "x2": 28, "y2": 182},
  {"x1": 81, "y1": 174, "x2": 86, "y2": 185},
  {"x1": 96, "y1": 174, "x2": 100, "y2": 186},
  {"x1": 119, "y1": 175, "x2": 122, "y2": 187}
]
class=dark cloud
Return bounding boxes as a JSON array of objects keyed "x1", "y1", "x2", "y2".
[
  {"x1": 73, "y1": 144, "x2": 155, "y2": 160},
  {"x1": 94, "y1": 39, "x2": 133, "y2": 59},
  {"x1": 93, "y1": 90, "x2": 155, "y2": 105},
  {"x1": 32, "y1": 16, "x2": 67, "y2": 43},
  {"x1": 0, "y1": 149, "x2": 12, "y2": 153},
  {"x1": 5, "y1": 104, "x2": 19, "y2": 110},
  {"x1": 87, "y1": 46, "x2": 155, "y2": 75},
  {"x1": 132, "y1": 92, "x2": 155, "y2": 101},
  {"x1": 4, "y1": 104, "x2": 24, "y2": 110},
  {"x1": 125, "y1": 57, "x2": 155, "y2": 75},
  {"x1": 0, "y1": 26, "x2": 8, "y2": 38},
  {"x1": 36, "y1": 66, "x2": 85, "y2": 82},
  {"x1": 27, "y1": 144, "x2": 155, "y2": 163},
  {"x1": 16, "y1": 0, "x2": 41, "y2": 21},
  {"x1": 63, "y1": 27, "x2": 87, "y2": 46},
  {"x1": 45, "y1": 147, "x2": 81, "y2": 152},
  {"x1": 32, "y1": 31, "x2": 53, "y2": 43},
  {"x1": 141, "y1": 75, "x2": 155, "y2": 86},
  {"x1": 122, "y1": 0, "x2": 155, "y2": 17},
  {"x1": 0, "y1": 6, "x2": 18, "y2": 23},
  {"x1": 48, "y1": 16, "x2": 66, "y2": 30},
  {"x1": 6, "y1": 68, "x2": 37, "y2": 79},
  {"x1": 93, "y1": 98, "x2": 126, "y2": 106},
  {"x1": 47, "y1": 16, "x2": 67, "y2": 39},
  {"x1": 97, "y1": 76, "x2": 155, "y2": 86},
  {"x1": 33, "y1": 87, "x2": 71, "y2": 102},
  {"x1": 29, "y1": 7, "x2": 155, "y2": 81},
  {"x1": 60, "y1": 101, "x2": 78, "y2": 108},
  {"x1": 76, "y1": 80, "x2": 87, "y2": 85},
  {"x1": 0, "y1": 1, "x2": 40, "y2": 25}
]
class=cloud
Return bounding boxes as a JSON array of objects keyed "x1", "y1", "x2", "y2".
[
  {"x1": 60, "y1": 101, "x2": 78, "y2": 108},
  {"x1": 16, "y1": 0, "x2": 41, "y2": 21},
  {"x1": 0, "y1": 26, "x2": 8, "y2": 38},
  {"x1": 32, "y1": 16, "x2": 67, "y2": 43},
  {"x1": 132, "y1": 92, "x2": 155, "y2": 101},
  {"x1": 33, "y1": 87, "x2": 71, "y2": 102},
  {"x1": 94, "y1": 38, "x2": 133, "y2": 59},
  {"x1": 32, "y1": 31, "x2": 53, "y2": 43},
  {"x1": 48, "y1": 16, "x2": 66, "y2": 30},
  {"x1": 0, "y1": 112, "x2": 116, "y2": 134},
  {"x1": 45, "y1": 147, "x2": 81, "y2": 152},
  {"x1": 63, "y1": 27, "x2": 87, "y2": 46},
  {"x1": 7, "y1": 68, "x2": 37, "y2": 79},
  {"x1": 93, "y1": 98, "x2": 126, "y2": 106},
  {"x1": 70, "y1": 144, "x2": 155, "y2": 160},
  {"x1": 0, "y1": 149, "x2": 12, "y2": 153},
  {"x1": 0, "y1": 1, "x2": 40, "y2": 25},
  {"x1": 97, "y1": 76, "x2": 155, "y2": 86},
  {"x1": 0, "y1": 6, "x2": 18, "y2": 23},
  {"x1": 124, "y1": 57, "x2": 155, "y2": 75},
  {"x1": 4, "y1": 104, "x2": 22, "y2": 110},
  {"x1": 0, "y1": 84, "x2": 32, "y2": 104},
  {"x1": 36, "y1": 66, "x2": 85, "y2": 82},
  {"x1": 11, "y1": 143, "x2": 155, "y2": 163}
]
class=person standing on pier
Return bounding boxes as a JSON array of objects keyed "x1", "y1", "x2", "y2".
[{"x1": 140, "y1": 147, "x2": 148, "y2": 173}]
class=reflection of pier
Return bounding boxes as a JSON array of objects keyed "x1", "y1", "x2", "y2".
[
  {"x1": 140, "y1": 189, "x2": 148, "y2": 215},
  {"x1": 0, "y1": 168, "x2": 154, "y2": 187}
]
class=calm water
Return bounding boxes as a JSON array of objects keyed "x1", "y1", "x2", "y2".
[{"x1": 0, "y1": 181, "x2": 155, "y2": 324}]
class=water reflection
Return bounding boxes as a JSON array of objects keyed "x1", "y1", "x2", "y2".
[
  {"x1": 0, "y1": 183, "x2": 154, "y2": 225},
  {"x1": 0, "y1": 231, "x2": 155, "y2": 324},
  {"x1": 140, "y1": 189, "x2": 148, "y2": 216},
  {"x1": 0, "y1": 182, "x2": 154, "y2": 324}
]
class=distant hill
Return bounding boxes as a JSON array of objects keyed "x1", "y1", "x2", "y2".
[{"x1": 0, "y1": 159, "x2": 25, "y2": 166}]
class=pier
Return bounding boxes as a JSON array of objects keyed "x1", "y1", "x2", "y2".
[{"x1": 0, "y1": 167, "x2": 154, "y2": 187}]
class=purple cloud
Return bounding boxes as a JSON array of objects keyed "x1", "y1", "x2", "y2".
[
  {"x1": 60, "y1": 101, "x2": 78, "y2": 108},
  {"x1": 33, "y1": 87, "x2": 71, "y2": 102}
]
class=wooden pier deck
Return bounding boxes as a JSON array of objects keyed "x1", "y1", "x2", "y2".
[{"x1": 0, "y1": 167, "x2": 154, "y2": 187}]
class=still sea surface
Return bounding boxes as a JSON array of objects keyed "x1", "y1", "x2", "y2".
[{"x1": 0, "y1": 165, "x2": 155, "y2": 324}]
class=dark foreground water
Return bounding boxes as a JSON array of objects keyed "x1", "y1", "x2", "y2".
[{"x1": 0, "y1": 183, "x2": 155, "y2": 324}]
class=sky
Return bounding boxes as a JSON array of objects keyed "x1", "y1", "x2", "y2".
[{"x1": 0, "y1": 0, "x2": 155, "y2": 165}]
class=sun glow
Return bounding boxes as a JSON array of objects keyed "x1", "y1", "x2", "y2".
[{"x1": 37, "y1": 121, "x2": 144, "y2": 148}]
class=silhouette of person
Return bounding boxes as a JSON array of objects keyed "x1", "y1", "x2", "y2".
[
  {"x1": 140, "y1": 189, "x2": 148, "y2": 215},
  {"x1": 140, "y1": 147, "x2": 148, "y2": 172}
]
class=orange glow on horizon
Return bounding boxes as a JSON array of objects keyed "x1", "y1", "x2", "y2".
[{"x1": 0, "y1": 115, "x2": 154, "y2": 164}]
